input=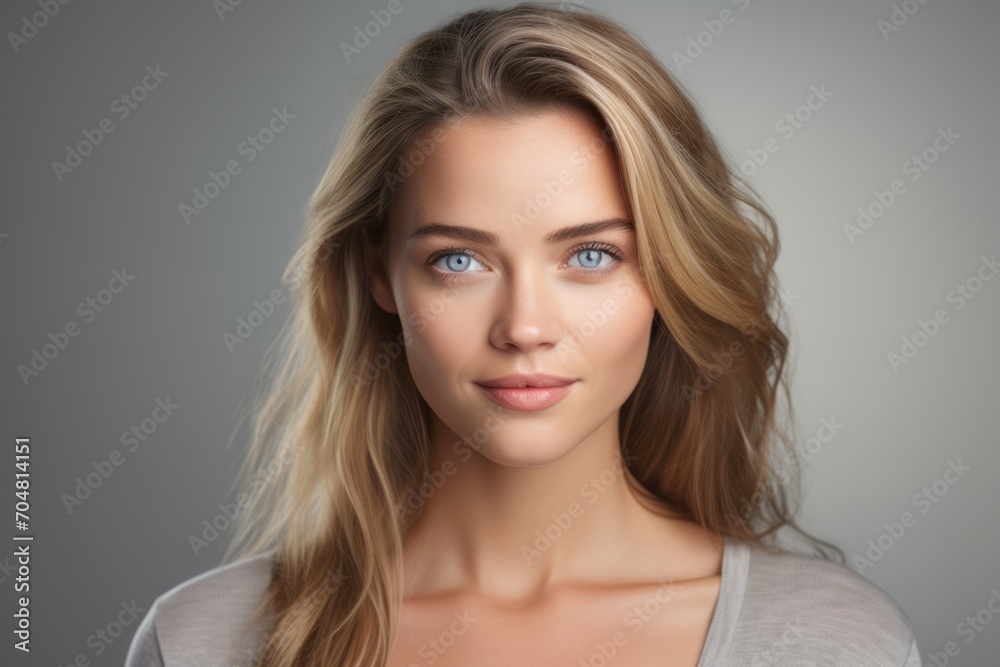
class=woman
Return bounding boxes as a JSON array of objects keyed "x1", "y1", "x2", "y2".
[{"x1": 125, "y1": 3, "x2": 920, "y2": 666}]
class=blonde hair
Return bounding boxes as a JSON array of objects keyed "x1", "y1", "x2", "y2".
[{"x1": 223, "y1": 3, "x2": 842, "y2": 665}]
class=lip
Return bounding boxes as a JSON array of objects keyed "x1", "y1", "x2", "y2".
[
  {"x1": 474, "y1": 374, "x2": 578, "y2": 411},
  {"x1": 476, "y1": 374, "x2": 577, "y2": 388}
]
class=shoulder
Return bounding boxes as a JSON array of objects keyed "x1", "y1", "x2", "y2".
[
  {"x1": 125, "y1": 550, "x2": 276, "y2": 667},
  {"x1": 730, "y1": 540, "x2": 919, "y2": 666}
]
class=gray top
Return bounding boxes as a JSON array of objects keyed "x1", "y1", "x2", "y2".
[{"x1": 124, "y1": 534, "x2": 921, "y2": 666}]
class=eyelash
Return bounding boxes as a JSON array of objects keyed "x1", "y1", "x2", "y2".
[{"x1": 426, "y1": 241, "x2": 626, "y2": 283}]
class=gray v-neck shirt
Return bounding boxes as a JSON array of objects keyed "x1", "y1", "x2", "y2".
[{"x1": 125, "y1": 534, "x2": 921, "y2": 666}]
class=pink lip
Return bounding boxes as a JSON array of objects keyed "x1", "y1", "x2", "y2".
[
  {"x1": 476, "y1": 373, "x2": 577, "y2": 388},
  {"x1": 474, "y1": 374, "x2": 577, "y2": 411}
]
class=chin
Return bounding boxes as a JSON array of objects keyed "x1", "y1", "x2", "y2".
[
  {"x1": 471, "y1": 426, "x2": 581, "y2": 468},
  {"x1": 479, "y1": 448, "x2": 575, "y2": 468}
]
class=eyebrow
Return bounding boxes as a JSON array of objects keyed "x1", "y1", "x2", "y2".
[{"x1": 407, "y1": 217, "x2": 634, "y2": 246}]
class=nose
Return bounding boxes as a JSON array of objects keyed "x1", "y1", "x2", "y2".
[{"x1": 488, "y1": 269, "x2": 562, "y2": 352}]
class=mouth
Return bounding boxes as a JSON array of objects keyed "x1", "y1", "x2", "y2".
[
  {"x1": 473, "y1": 376, "x2": 578, "y2": 411},
  {"x1": 475, "y1": 373, "x2": 577, "y2": 388}
]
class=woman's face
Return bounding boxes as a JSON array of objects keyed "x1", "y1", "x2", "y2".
[{"x1": 365, "y1": 108, "x2": 657, "y2": 466}]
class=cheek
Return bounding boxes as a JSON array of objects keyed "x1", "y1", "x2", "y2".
[
  {"x1": 396, "y1": 280, "x2": 481, "y2": 387},
  {"x1": 568, "y1": 279, "x2": 655, "y2": 387}
]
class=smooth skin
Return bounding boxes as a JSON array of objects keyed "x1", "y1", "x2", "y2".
[{"x1": 363, "y1": 107, "x2": 723, "y2": 666}]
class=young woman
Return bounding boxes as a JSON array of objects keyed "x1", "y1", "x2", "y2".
[{"x1": 126, "y1": 3, "x2": 920, "y2": 666}]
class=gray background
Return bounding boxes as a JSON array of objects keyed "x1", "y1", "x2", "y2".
[{"x1": 2, "y1": 0, "x2": 997, "y2": 665}]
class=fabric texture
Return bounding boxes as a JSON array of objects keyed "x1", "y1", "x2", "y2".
[{"x1": 124, "y1": 534, "x2": 920, "y2": 666}]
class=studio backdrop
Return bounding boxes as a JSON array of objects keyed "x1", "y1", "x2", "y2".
[{"x1": 1, "y1": 0, "x2": 997, "y2": 665}]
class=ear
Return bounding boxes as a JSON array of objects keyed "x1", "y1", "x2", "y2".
[{"x1": 361, "y1": 231, "x2": 399, "y2": 315}]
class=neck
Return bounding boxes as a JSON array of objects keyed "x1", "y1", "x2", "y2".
[{"x1": 399, "y1": 410, "x2": 684, "y2": 603}]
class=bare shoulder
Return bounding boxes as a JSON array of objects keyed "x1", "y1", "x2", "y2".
[
  {"x1": 126, "y1": 551, "x2": 276, "y2": 667},
  {"x1": 738, "y1": 541, "x2": 919, "y2": 665}
]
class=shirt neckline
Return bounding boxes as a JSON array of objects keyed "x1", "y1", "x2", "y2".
[{"x1": 695, "y1": 533, "x2": 749, "y2": 667}]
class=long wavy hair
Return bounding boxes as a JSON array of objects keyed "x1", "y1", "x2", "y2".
[{"x1": 222, "y1": 3, "x2": 843, "y2": 665}]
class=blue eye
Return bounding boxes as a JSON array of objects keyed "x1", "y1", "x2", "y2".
[
  {"x1": 426, "y1": 242, "x2": 625, "y2": 281},
  {"x1": 569, "y1": 247, "x2": 616, "y2": 270},
  {"x1": 430, "y1": 250, "x2": 487, "y2": 274}
]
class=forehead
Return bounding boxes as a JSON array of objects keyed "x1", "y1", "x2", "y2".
[{"x1": 388, "y1": 108, "x2": 630, "y2": 243}]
